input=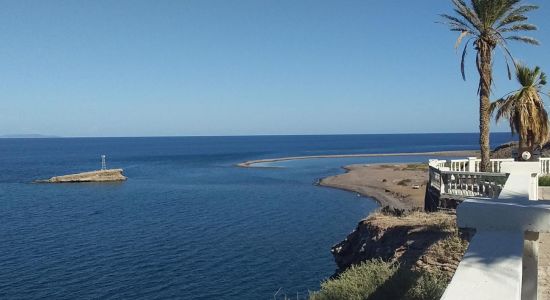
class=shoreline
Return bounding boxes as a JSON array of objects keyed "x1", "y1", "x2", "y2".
[
  {"x1": 237, "y1": 150, "x2": 479, "y2": 168},
  {"x1": 319, "y1": 163, "x2": 429, "y2": 210}
]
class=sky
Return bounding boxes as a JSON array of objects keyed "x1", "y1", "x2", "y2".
[{"x1": 0, "y1": 0, "x2": 549, "y2": 137}]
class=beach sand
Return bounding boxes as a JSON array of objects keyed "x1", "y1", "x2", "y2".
[
  {"x1": 237, "y1": 150, "x2": 480, "y2": 168},
  {"x1": 319, "y1": 163, "x2": 428, "y2": 210}
]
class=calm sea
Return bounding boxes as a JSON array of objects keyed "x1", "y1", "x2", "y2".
[{"x1": 0, "y1": 133, "x2": 513, "y2": 299}]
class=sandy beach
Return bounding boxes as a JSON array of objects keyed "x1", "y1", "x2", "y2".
[
  {"x1": 320, "y1": 163, "x2": 429, "y2": 210},
  {"x1": 237, "y1": 150, "x2": 480, "y2": 168}
]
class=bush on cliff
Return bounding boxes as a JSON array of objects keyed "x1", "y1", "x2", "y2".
[
  {"x1": 540, "y1": 176, "x2": 550, "y2": 186},
  {"x1": 309, "y1": 259, "x2": 447, "y2": 300},
  {"x1": 309, "y1": 259, "x2": 394, "y2": 300},
  {"x1": 311, "y1": 211, "x2": 469, "y2": 300}
]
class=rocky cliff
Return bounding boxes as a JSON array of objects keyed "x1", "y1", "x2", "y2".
[{"x1": 331, "y1": 211, "x2": 472, "y2": 277}]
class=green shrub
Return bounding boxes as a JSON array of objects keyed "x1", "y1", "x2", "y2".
[
  {"x1": 309, "y1": 260, "x2": 448, "y2": 300},
  {"x1": 403, "y1": 164, "x2": 429, "y2": 171},
  {"x1": 404, "y1": 271, "x2": 448, "y2": 300},
  {"x1": 540, "y1": 176, "x2": 550, "y2": 186},
  {"x1": 309, "y1": 259, "x2": 396, "y2": 300}
]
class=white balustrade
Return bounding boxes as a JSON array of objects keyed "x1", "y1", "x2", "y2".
[
  {"x1": 450, "y1": 159, "x2": 469, "y2": 172},
  {"x1": 540, "y1": 158, "x2": 550, "y2": 174},
  {"x1": 442, "y1": 161, "x2": 549, "y2": 300},
  {"x1": 444, "y1": 158, "x2": 520, "y2": 173},
  {"x1": 489, "y1": 158, "x2": 515, "y2": 173},
  {"x1": 428, "y1": 157, "x2": 550, "y2": 206}
]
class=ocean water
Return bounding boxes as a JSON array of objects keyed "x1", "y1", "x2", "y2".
[{"x1": 0, "y1": 133, "x2": 513, "y2": 299}]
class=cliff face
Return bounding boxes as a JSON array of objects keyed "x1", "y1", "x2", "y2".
[
  {"x1": 331, "y1": 212, "x2": 471, "y2": 277},
  {"x1": 37, "y1": 169, "x2": 127, "y2": 183}
]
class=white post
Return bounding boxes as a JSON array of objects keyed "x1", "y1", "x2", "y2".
[
  {"x1": 522, "y1": 231, "x2": 539, "y2": 300},
  {"x1": 467, "y1": 157, "x2": 477, "y2": 172},
  {"x1": 499, "y1": 161, "x2": 541, "y2": 201},
  {"x1": 531, "y1": 172, "x2": 539, "y2": 201}
]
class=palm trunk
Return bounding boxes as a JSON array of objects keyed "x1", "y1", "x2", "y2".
[{"x1": 477, "y1": 41, "x2": 493, "y2": 172}]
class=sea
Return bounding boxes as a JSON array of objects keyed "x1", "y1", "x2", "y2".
[{"x1": 0, "y1": 133, "x2": 514, "y2": 299}]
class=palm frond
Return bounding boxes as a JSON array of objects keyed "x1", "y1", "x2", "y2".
[
  {"x1": 452, "y1": 0, "x2": 483, "y2": 29},
  {"x1": 460, "y1": 39, "x2": 471, "y2": 80},
  {"x1": 498, "y1": 14, "x2": 528, "y2": 27},
  {"x1": 493, "y1": 64, "x2": 550, "y2": 147},
  {"x1": 490, "y1": 98, "x2": 506, "y2": 115},
  {"x1": 500, "y1": 23, "x2": 537, "y2": 32},
  {"x1": 472, "y1": 0, "x2": 516, "y2": 28},
  {"x1": 440, "y1": 14, "x2": 477, "y2": 33},
  {"x1": 455, "y1": 30, "x2": 470, "y2": 49},
  {"x1": 498, "y1": 4, "x2": 539, "y2": 28},
  {"x1": 506, "y1": 35, "x2": 540, "y2": 45}
]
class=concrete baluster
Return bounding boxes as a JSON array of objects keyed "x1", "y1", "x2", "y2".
[
  {"x1": 470, "y1": 158, "x2": 479, "y2": 172},
  {"x1": 522, "y1": 232, "x2": 539, "y2": 300}
]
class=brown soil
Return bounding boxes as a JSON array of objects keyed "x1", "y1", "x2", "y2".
[
  {"x1": 331, "y1": 211, "x2": 470, "y2": 278},
  {"x1": 320, "y1": 163, "x2": 428, "y2": 210}
]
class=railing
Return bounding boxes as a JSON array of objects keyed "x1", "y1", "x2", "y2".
[
  {"x1": 440, "y1": 157, "x2": 514, "y2": 173},
  {"x1": 431, "y1": 157, "x2": 550, "y2": 174},
  {"x1": 428, "y1": 166, "x2": 509, "y2": 199},
  {"x1": 426, "y1": 157, "x2": 548, "y2": 211},
  {"x1": 449, "y1": 159, "x2": 468, "y2": 172},
  {"x1": 541, "y1": 157, "x2": 550, "y2": 174}
]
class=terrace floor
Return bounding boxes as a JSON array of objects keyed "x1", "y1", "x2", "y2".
[
  {"x1": 540, "y1": 233, "x2": 550, "y2": 299},
  {"x1": 539, "y1": 188, "x2": 550, "y2": 300}
]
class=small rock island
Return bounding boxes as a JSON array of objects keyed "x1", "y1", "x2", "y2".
[{"x1": 36, "y1": 169, "x2": 127, "y2": 183}]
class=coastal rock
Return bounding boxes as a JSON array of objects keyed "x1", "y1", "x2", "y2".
[
  {"x1": 331, "y1": 211, "x2": 471, "y2": 277},
  {"x1": 36, "y1": 169, "x2": 127, "y2": 183},
  {"x1": 491, "y1": 141, "x2": 550, "y2": 158}
]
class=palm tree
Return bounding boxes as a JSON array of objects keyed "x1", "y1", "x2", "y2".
[
  {"x1": 490, "y1": 64, "x2": 549, "y2": 152},
  {"x1": 441, "y1": 0, "x2": 539, "y2": 171}
]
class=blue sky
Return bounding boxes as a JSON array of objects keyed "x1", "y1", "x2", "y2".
[{"x1": 1, "y1": 0, "x2": 549, "y2": 137}]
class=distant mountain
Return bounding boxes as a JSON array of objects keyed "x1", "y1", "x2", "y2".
[{"x1": 0, "y1": 134, "x2": 59, "y2": 138}]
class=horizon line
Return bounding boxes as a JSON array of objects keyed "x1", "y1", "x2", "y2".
[{"x1": 0, "y1": 132, "x2": 515, "y2": 139}]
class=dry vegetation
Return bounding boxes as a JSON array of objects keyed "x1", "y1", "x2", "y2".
[{"x1": 311, "y1": 211, "x2": 470, "y2": 300}]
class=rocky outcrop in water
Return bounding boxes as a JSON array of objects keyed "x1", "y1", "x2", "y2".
[{"x1": 35, "y1": 169, "x2": 127, "y2": 183}]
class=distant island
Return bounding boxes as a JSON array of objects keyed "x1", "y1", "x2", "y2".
[
  {"x1": 0, "y1": 134, "x2": 59, "y2": 138},
  {"x1": 35, "y1": 169, "x2": 127, "y2": 183}
]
